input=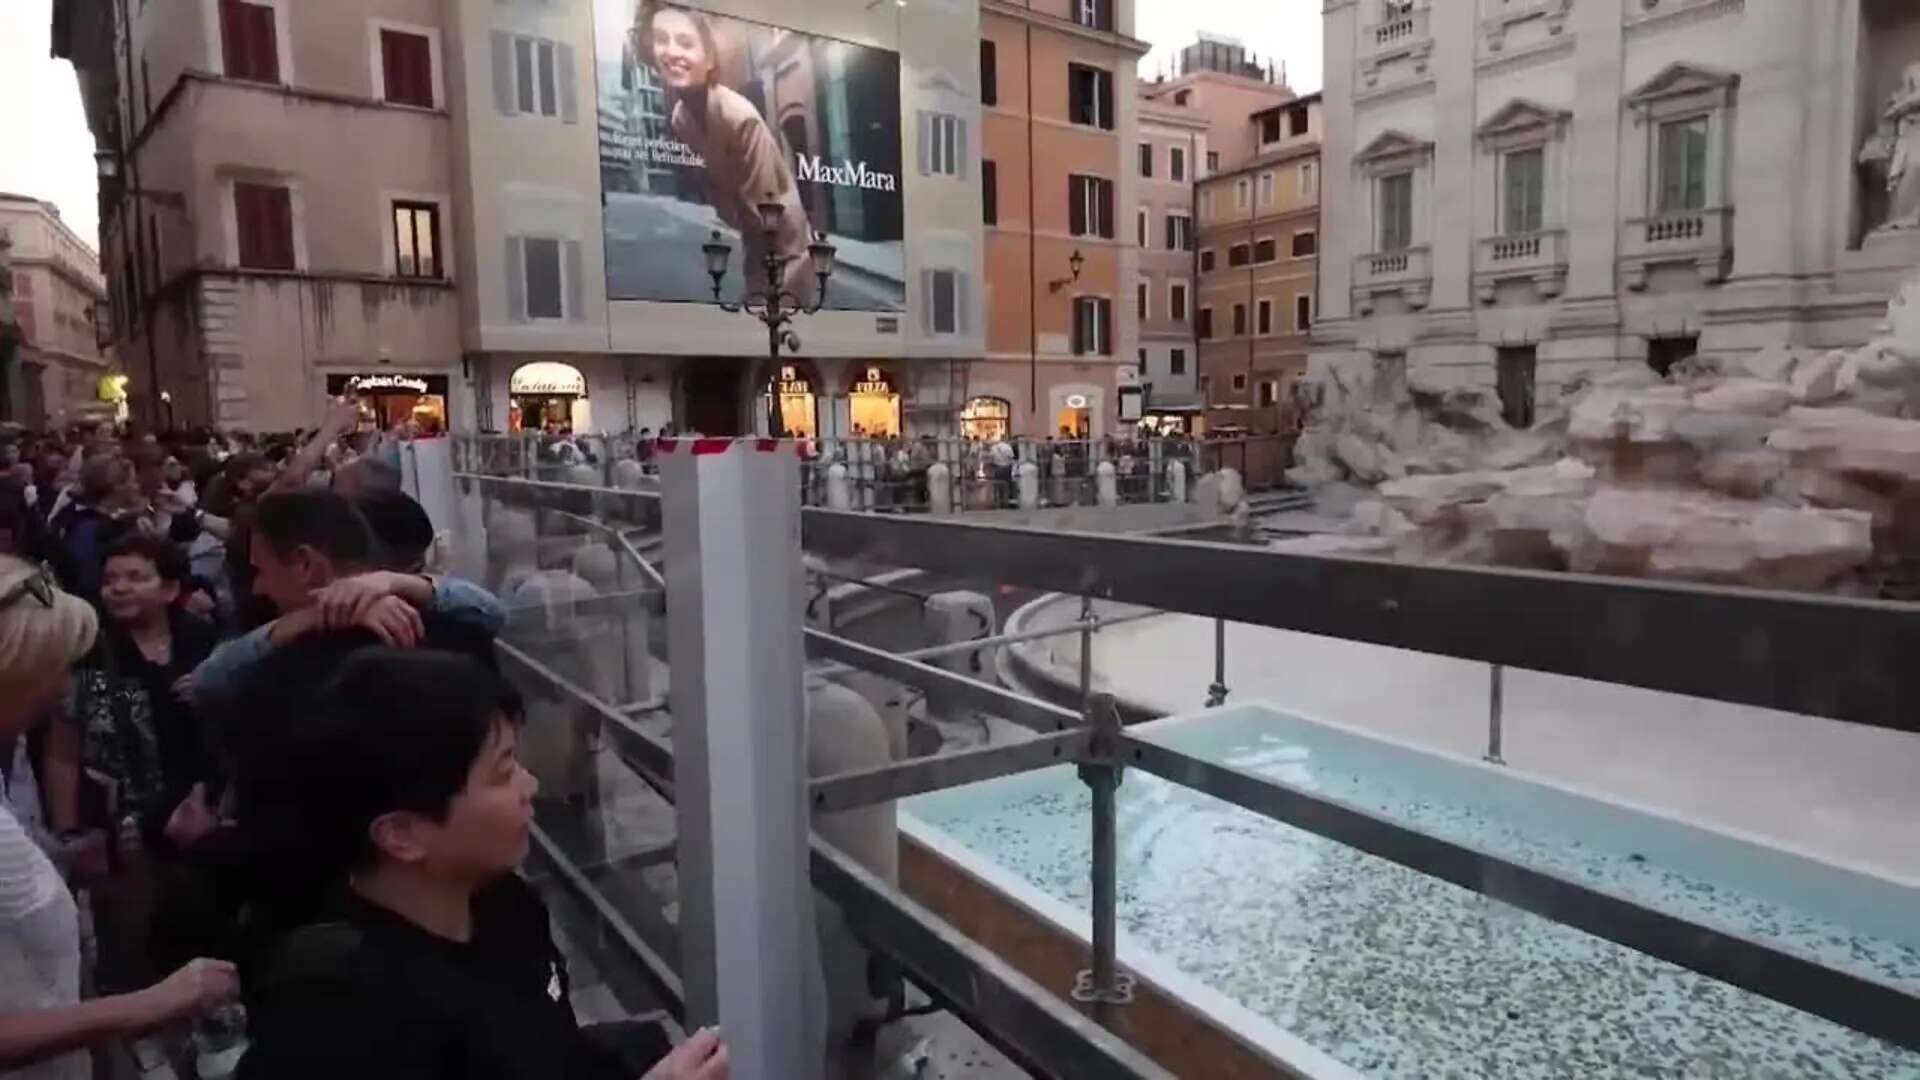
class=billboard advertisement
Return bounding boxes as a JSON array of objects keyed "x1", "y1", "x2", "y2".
[{"x1": 595, "y1": 1, "x2": 906, "y2": 311}]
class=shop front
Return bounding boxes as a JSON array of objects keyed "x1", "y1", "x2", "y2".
[
  {"x1": 328, "y1": 372, "x2": 450, "y2": 434},
  {"x1": 960, "y1": 395, "x2": 1012, "y2": 440},
  {"x1": 509, "y1": 361, "x2": 589, "y2": 434},
  {"x1": 765, "y1": 363, "x2": 819, "y2": 439},
  {"x1": 846, "y1": 365, "x2": 901, "y2": 437}
]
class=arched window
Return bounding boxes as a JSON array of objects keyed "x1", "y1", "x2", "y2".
[
  {"x1": 509, "y1": 361, "x2": 588, "y2": 434},
  {"x1": 961, "y1": 396, "x2": 1012, "y2": 440}
]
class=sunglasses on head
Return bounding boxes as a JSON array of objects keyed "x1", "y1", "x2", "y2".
[{"x1": 0, "y1": 563, "x2": 57, "y2": 613}]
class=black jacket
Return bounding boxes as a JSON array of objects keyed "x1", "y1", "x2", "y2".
[{"x1": 237, "y1": 876, "x2": 630, "y2": 1080}]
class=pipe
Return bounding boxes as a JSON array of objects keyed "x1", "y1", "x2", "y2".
[
  {"x1": 1206, "y1": 616, "x2": 1228, "y2": 707},
  {"x1": 1486, "y1": 663, "x2": 1506, "y2": 764}
]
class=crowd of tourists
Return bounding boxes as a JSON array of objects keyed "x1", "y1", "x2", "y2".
[{"x1": 0, "y1": 405, "x2": 727, "y2": 1078}]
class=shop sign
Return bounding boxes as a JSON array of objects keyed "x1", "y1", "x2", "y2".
[
  {"x1": 775, "y1": 364, "x2": 813, "y2": 396},
  {"x1": 1065, "y1": 393, "x2": 1090, "y2": 409},
  {"x1": 852, "y1": 367, "x2": 894, "y2": 396},
  {"x1": 349, "y1": 374, "x2": 429, "y2": 395},
  {"x1": 508, "y1": 362, "x2": 588, "y2": 397}
]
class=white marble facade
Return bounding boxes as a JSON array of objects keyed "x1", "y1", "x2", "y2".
[{"x1": 1312, "y1": 0, "x2": 1920, "y2": 411}]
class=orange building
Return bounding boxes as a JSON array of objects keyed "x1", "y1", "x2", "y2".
[
  {"x1": 1195, "y1": 94, "x2": 1322, "y2": 433},
  {"x1": 973, "y1": 0, "x2": 1149, "y2": 439}
]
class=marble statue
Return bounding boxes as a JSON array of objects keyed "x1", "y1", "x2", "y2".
[{"x1": 1864, "y1": 62, "x2": 1920, "y2": 233}]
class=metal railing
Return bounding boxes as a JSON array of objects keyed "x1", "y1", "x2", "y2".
[{"x1": 461, "y1": 470, "x2": 1920, "y2": 1076}]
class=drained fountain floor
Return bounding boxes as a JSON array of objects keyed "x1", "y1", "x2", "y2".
[{"x1": 905, "y1": 706, "x2": 1920, "y2": 1078}]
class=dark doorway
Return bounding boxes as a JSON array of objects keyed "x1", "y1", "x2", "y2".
[
  {"x1": 1646, "y1": 335, "x2": 1698, "y2": 378},
  {"x1": 682, "y1": 361, "x2": 745, "y2": 436},
  {"x1": 1496, "y1": 346, "x2": 1537, "y2": 429}
]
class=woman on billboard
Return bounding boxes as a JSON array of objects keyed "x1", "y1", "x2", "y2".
[{"x1": 634, "y1": 2, "x2": 817, "y2": 305}]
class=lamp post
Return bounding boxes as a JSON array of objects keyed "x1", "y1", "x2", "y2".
[{"x1": 702, "y1": 199, "x2": 837, "y2": 437}]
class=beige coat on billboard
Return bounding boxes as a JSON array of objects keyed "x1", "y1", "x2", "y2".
[{"x1": 671, "y1": 84, "x2": 818, "y2": 306}]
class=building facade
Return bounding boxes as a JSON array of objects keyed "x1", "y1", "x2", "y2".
[
  {"x1": 1132, "y1": 95, "x2": 1206, "y2": 427},
  {"x1": 1194, "y1": 94, "x2": 1321, "y2": 432},
  {"x1": 977, "y1": 0, "x2": 1149, "y2": 440},
  {"x1": 57, "y1": 0, "x2": 1003, "y2": 437},
  {"x1": 1314, "y1": 0, "x2": 1920, "y2": 422},
  {"x1": 0, "y1": 194, "x2": 114, "y2": 428}
]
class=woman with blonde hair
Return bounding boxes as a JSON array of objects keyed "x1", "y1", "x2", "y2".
[
  {"x1": 0, "y1": 557, "x2": 236, "y2": 1079},
  {"x1": 634, "y1": 1, "x2": 817, "y2": 306}
]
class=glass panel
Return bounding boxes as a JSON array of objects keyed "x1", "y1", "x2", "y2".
[
  {"x1": 932, "y1": 270, "x2": 956, "y2": 333},
  {"x1": 1380, "y1": 172, "x2": 1413, "y2": 251},
  {"x1": 394, "y1": 207, "x2": 417, "y2": 276},
  {"x1": 1659, "y1": 117, "x2": 1710, "y2": 213},
  {"x1": 514, "y1": 39, "x2": 535, "y2": 114},
  {"x1": 524, "y1": 237, "x2": 563, "y2": 318},
  {"x1": 537, "y1": 41, "x2": 557, "y2": 116},
  {"x1": 1505, "y1": 148, "x2": 1545, "y2": 234},
  {"x1": 416, "y1": 209, "x2": 437, "y2": 277}
]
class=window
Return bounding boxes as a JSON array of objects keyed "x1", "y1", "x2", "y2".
[
  {"x1": 1169, "y1": 281, "x2": 1188, "y2": 321},
  {"x1": 1069, "y1": 174, "x2": 1114, "y2": 238},
  {"x1": 1294, "y1": 293, "x2": 1312, "y2": 331},
  {"x1": 495, "y1": 33, "x2": 576, "y2": 121},
  {"x1": 1199, "y1": 249, "x2": 1216, "y2": 272},
  {"x1": 1231, "y1": 373, "x2": 1247, "y2": 392},
  {"x1": 1068, "y1": 64, "x2": 1114, "y2": 130},
  {"x1": 1656, "y1": 116, "x2": 1709, "y2": 213},
  {"x1": 1258, "y1": 172, "x2": 1276, "y2": 207},
  {"x1": 1199, "y1": 188, "x2": 1214, "y2": 218},
  {"x1": 1072, "y1": 296, "x2": 1112, "y2": 355},
  {"x1": 1646, "y1": 335, "x2": 1698, "y2": 377},
  {"x1": 982, "y1": 159, "x2": 998, "y2": 225},
  {"x1": 1497, "y1": 346, "x2": 1537, "y2": 428},
  {"x1": 1137, "y1": 280, "x2": 1149, "y2": 320},
  {"x1": 1300, "y1": 161, "x2": 1317, "y2": 197},
  {"x1": 980, "y1": 40, "x2": 997, "y2": 106},
  {"x1": 1257, "y1": 298, "x2": 1273, "y2": 335},
  {"x1": 1198, "y1": 307, "x2": 1214, "y2": 339},
  {"x1": 219, "y1": 0, "x2": 279, "y2": 83},
  {"x1": 1206, "y1": 150, "x2": 1220, "y2": 173},
  {"x1": 1139, "y1": 143, "x2": 1154, "y2": 178},
  {"x1": 1258, "y1": 380, "x2": 1277, "y2": 408},
  {"x1": 380, "y1": 28, "x2": 435, "y2": 108},
  {"x1": 1198, "y1": 374, "x2": 1211, "y2": 397},
  {"x1": 1137, "y1": 209, "x2": 1148, "y2": 247},
  {"x1": 1170, "y1": 348, "x2": 1186, "y2": 375},
  {"x1": 392, "y1": 202, "x2": 441, "y2": 279},
  {"x1": 1170, "y1": 146, "x2": 1187, "y2": 182},
  {"x1": 1254, "y1": 238, "x2": 1276, "y2": 263},
  {"x1": 233, "y1": 181, "x2": 294, "y2": 270},
  {"x1": 1259, "y1": 112, "x2": 1282, "y2": 144},
  {"x1": 1379, "y1": 171, "x2": 1413, "y2": 252},
  {"x1": 1232, "y1": 303, "x2": 1247, "y2": 336},
  {"x1": 1504, "y1": 147, "x2": 1545, "y2": 234},
  {"x1": 1290, "y1": 104, "x2": 1310, "y2": 137},
  {"x1": 1292, "y1": 230, "x2": 1317, "y2": 258},
  {"x1": 925, "y1": 112, "x2": 966, "y2": 177},
  {"x1": 522, "y1": 237, "x2": 564, "y2": 320},
  {"x1": 1073, "y1": 0, "x2": 1114, "y2": 32},
  {"x1": 1235, "y1": 178, "x2": 1251, "y2": 210},
  {"x1": 927, "y1": 269, "x2": 969, "y2": 335},
  {"x1": 1228, "y1": 243, "x2": 1251, "y2": 268},
  {"x1": 1166, "y1": 213, "x2": 1191, "y2": 251},
  {"x1": 1175, "y1": 89, "x2": 1191, "y2": 106}
]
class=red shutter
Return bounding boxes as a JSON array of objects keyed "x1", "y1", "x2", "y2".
[
  {"x1": 221, "y1": 0, "x2": 279, "y2": 83},
  {"x1": 219, "y1": 0, "x2": 247, "y2": 77},
  {"x1": 382, "y1": 30, "x2": 433, "y2": 107},
  {"x1": 235, "y1": 183, "x2": 294, "y2": 270},
  {"x1": 250, "y1": 4, "x2": 279, "y2": 83}
]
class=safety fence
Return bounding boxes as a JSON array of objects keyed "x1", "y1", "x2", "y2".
[{"x1": 453, "y1": 465, "x2": 1920, "y2": 1078}]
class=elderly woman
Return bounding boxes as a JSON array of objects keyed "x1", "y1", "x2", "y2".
[
  {"x1": 0, "y1": 557, "x2": 236, "y2": 1079},
  {"x1": 635, "y1": 1, "x2": 817, "y2": 305}
]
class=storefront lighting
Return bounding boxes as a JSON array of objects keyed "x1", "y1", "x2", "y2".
[
  {"x1": 756, "y1": 200, "x2": 786, "y2": 235},
  {"x1": 704, "y1": 195, "x2": 839, "y2": 436},
  {"x1": 808, "y1": 231, "x2": 837, "y2": 280}
]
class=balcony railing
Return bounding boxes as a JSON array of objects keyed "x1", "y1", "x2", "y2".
[
  {"x1": 1474, "y1": 228, "x2": 1569, "y2": 301},
  {"x1": 1353, "y1": 245, "x2": 1433, "y2": 312},
  {"x1": 1371, "y1": 7, "x2": 1430, "y2": 52},
  {"x1": 1620, "y1": 205, "x2": 1733, "y2": 289}
]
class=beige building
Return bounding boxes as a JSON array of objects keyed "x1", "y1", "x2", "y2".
[
  {"x1": 0, "y1": 193, "x2": 114, "y2": 428},
  {"x1": 1133, "y1": 94, "x2": 1206, "y2": 427},
  {"x1": 58, "y1": 0, "x2": 988, "y2": 436},
  {"x1": 1195, "y1": 94, "x2": 1322, "y2": 431}
]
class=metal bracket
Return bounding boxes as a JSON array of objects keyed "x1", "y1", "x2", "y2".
[{"x1": 1070, "y1": 968, "x2": 1137, "y2": 1006}]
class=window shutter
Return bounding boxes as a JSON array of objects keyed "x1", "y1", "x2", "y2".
[
  {"x1": 957, "y1": 273, "x2": 973, "y2": 334},
  {"x1": 557, "y1": 43, "x2": 578, "y2": 123},
  {"x1": 219, "y1": 0, "x2": 245, "y2": 77},
  {"x1": 1071, "y1": 299, "x2": 1085, "y2": 355},
  {"x1": 1097, "y1": 179, "x2": 1113, "y2": 238},
  {"x1": 1100, "y1": 299, "x2": 1111, "y2": 355},
  {"x1": 1165, "y1": 216, "x2": 1175, "y2": 250},
  {"x1": 917, "y1": 111, "x2": 932, "y2": 176},
  {"x1": 920, "y1": 269, "x2": 935, "y2": 335},
  {"x1": 249, "y1": 3, "x2": 279, "y2": 83},
  {"x1": 505, "y1": 236, "x2": 527, "y2": 321},
  {"x1": 1069, "y1": 177, "x2": 1086, "y2": 236},
  {"x1": 563, "y1": 239, "x2": 583, "y2": 320},
  {"x1": 268, "y1": 186, "x2": 294, "y2": 269},
  {"x1": 980, "y1": 41, "x2": 996, "y2": 106},
  {"x1": 955, "y1": 120, "x2": 968, "y2": 182},
  {"x1": 1099, "y1": 70, "x2": 1114, "y2": 131},
  {"x1": 491, "y1": 32, "x2": 517, "y2": 115}
]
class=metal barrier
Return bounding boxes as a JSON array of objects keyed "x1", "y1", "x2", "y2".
[{"x1": 461, "y1": 469, "x2": 1920, "y2": 1076}]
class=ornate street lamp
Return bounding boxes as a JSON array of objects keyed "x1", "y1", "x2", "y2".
[{"x1": 703, "y1": 197, "x2": 837, "y2": 437}]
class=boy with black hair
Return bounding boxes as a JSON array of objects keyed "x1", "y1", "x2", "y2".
[{"x1": 236, "y1": 649, "x2": 728, "y2": 1080}]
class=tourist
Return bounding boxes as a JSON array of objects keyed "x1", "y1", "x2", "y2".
[
  {"x1": 0, "y1": 557, "x2": 238, "y2": 1079},
  {"x1": 48, "y1": 457, "x2": 133, "y2": 599},
  {"x1": 234, "y1": 648, "x2": 728, "y2": 1080}
]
